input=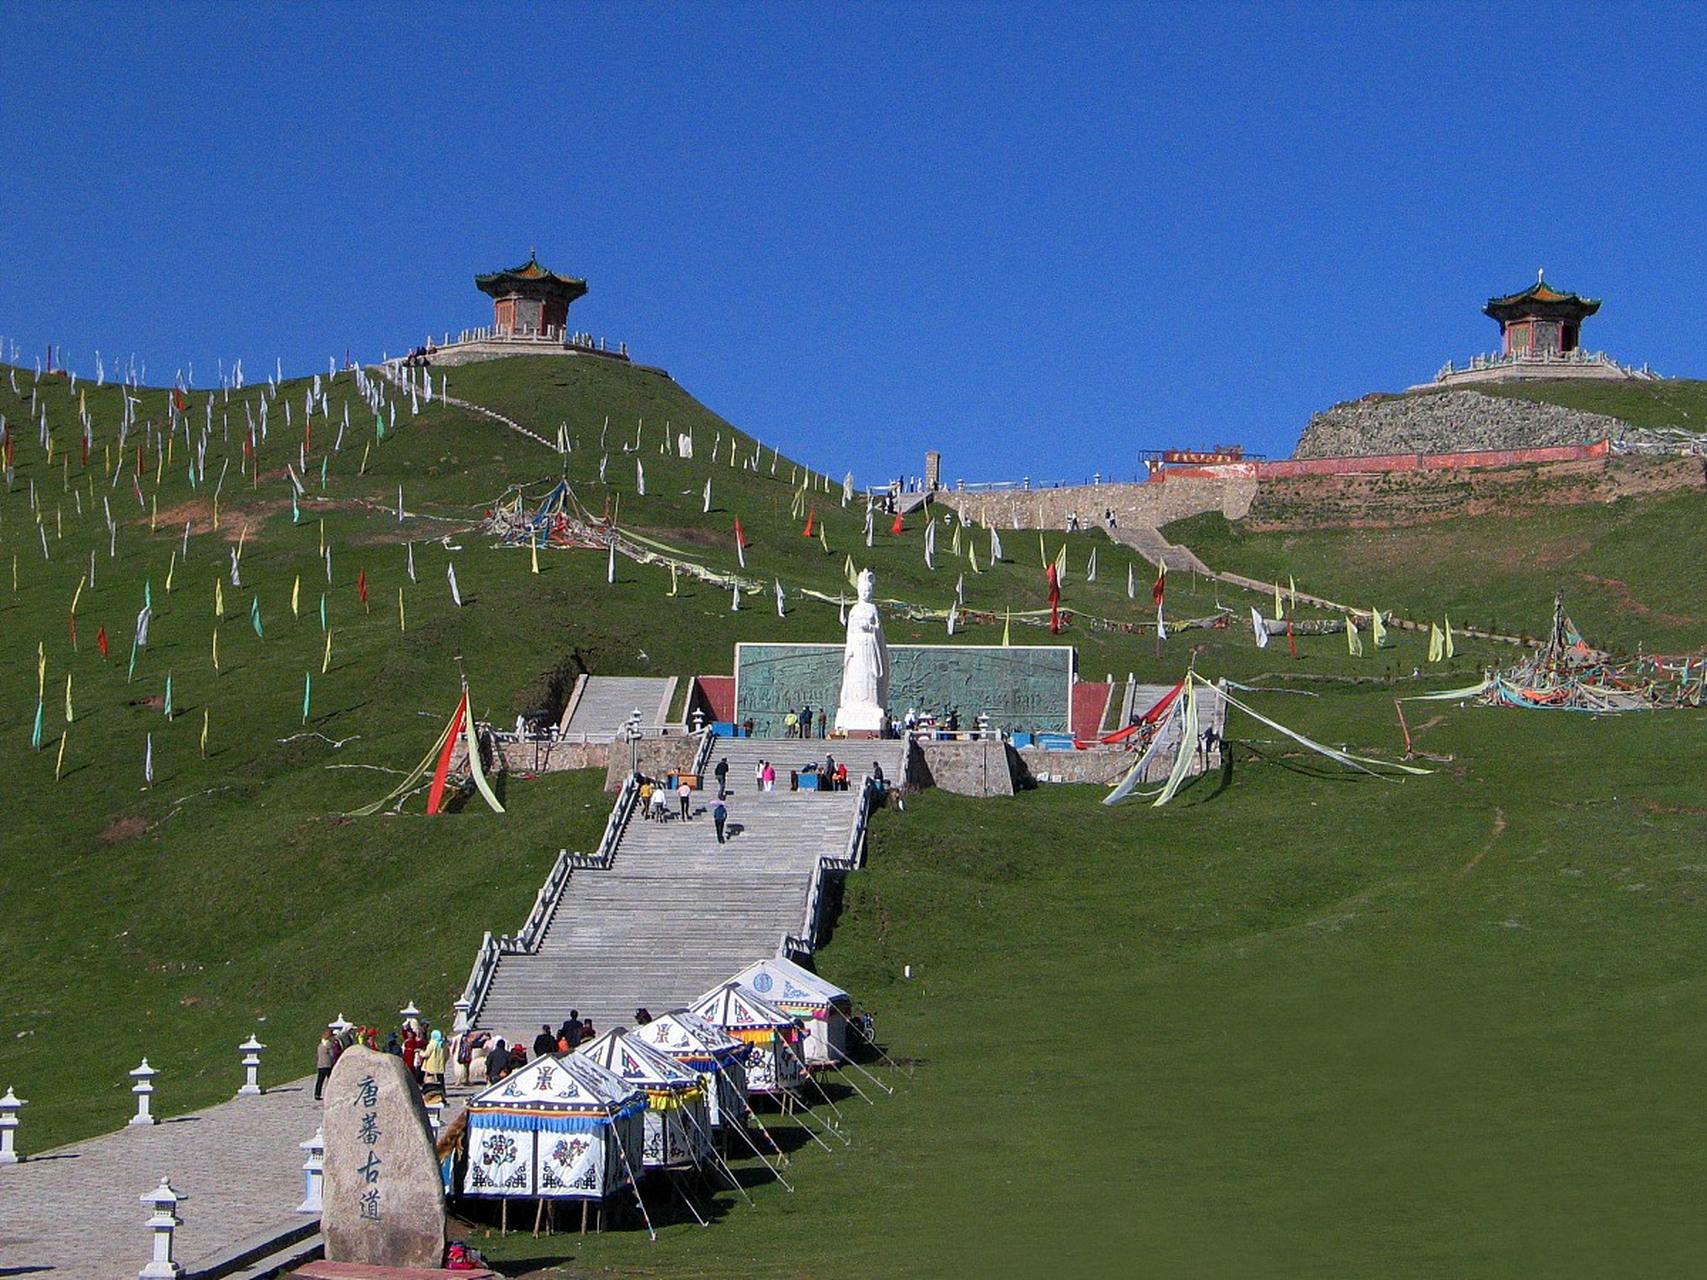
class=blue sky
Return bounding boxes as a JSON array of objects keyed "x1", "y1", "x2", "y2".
[{"x1": 1, "y1": 3, "x2": 1702, "y2": 486}]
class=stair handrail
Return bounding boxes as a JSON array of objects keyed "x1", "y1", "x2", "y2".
[
  {"x1": 456, "y1": 772, "x2": 640, "y2": 1030},
  {"x1": 691, "y1": 725, "x2": 718, "y2": 780},
  {"x1": 783, "y1": 775, "x2": 874, "y2": 959},
  {"x1": 569, "y1": 770, "x2": 640, "y2": 870}
]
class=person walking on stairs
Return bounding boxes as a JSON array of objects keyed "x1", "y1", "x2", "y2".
[
  {"x1": 715, "y1": 755, "x2": 729, "y2": 798},
  {"x1": 678, "y1": 777, "x2": 693, "y2": 820},
  {"x1": 712, "y1": 795, "x2": 729, "y2": 844}
]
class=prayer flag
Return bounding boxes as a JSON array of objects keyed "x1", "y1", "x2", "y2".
[
  {"x1": 636, "y1": 459, "x2": 645, "y2": 496},
  {"x1": 531, "y1": 541, "x2": 539, "y2": 575},
  {"x1": 1370, "y1": 608, "x2": 1387, "y2": 647},
  {"x1": 426, "y1": 693, "x2": 468, "y2": 815},
  {"x1": 64, "y1": 672, "x2": 72, "y2": 723},
  {"x1": 731, "y1": 579, "x2": 741, "y2": 611},
  {"x1": 891, "y1": 511, "x2": 904, "y2": 535},
  {"x1": 1152, "y1": 562, "x2": 1166, "y2": 606},
  {"x1": 322, "y1": 628, "x2": 333, "y2": 674},
  {"x1": 803, "y1": 507, "x2": 815, "y2": 538},
  {"x1": 1156, "y1": 601, "x2": 1168, "y2": 642},
  {"x1": 212, "y1": 626, "x2": 220, "y2": 672},
  {"x1": 1444, "y1": 616, "x2": 1456, "y2": 659},
  {"x1": 97, "y1": 624, "x2": 107, "y2": 658},
  {"x1": 775, "y1": 579, "x2": 786, "y2": 617},
  {"x1": 864, "y1": 506, "x2": 874, "y2": 547},
  {"x1": 1046, "y1": 562, "x2": 1061, "y2": 634},
  {"x1": 250, "y1": 596, "x2": 263, "y2": 637},
  {"x1": 607, "y1": 543, "x2": 616, "y2": 584},
  {"x1": 31, "y1": 698, "x2": 43, "y2": 749},
  {"x1": 201, "y1": 708, "x2": 209, "y2": 757},
  {"x1": 1128, "y1": 562, "x2": 1136, "y2": 600},
  {"x1": 55, "y1": 730, "x2": 67, "y2": 780},
  {"x1": 163, "y1": 672, "x2": 173, "y2": 720},
  {"x1": 924, "y1": 518, "x2": 936, "y2": 569},
  {"x1": 144, "y1": 732, "x2": 153, "y2": 785},
  {"x1": 1273, "y1": 580, "x2": 1283, "y2": 619},
  {"x1": 448, "y1": 562, "x2": 463, "y2": 607},
  {"x1": 303, "y1": 672, "x2": 312, "y2": 724},
  {"x1": 989, "y1": 527, "x2": 1003, "y2": 562},
  {"x1": 1286, "y1": 621, "x2": 1298, "y2": 659},
  {"x1": 398, "y1": 587, "x2": 406, "y2": 632},
  {"x1": 1346, "y1": 616, "x2": 1363, "y2": 657},
  {"x1": 291, "y1": 575, "x2": 301, "y2": 618},
  {"x1": 1252, "y1": 608, "x2": 1269, "y2": 649},
  {"x1": 1087, "y1": 548, "x2": 1097, "y2": 582},
  {"x1": 1003, "y1": 608, "x2": 1012, "y2": 647},
  {"x1": 357, "y1": 568, "x2": 369, "y2": 607}
]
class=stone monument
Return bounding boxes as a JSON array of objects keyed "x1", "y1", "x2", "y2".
[
  {"x1": 321, "y1": 1045, "x2": 445, "y2": 1268},
  {"x1": 835, "y1": 569, "x2": 889, "y2": 736}
]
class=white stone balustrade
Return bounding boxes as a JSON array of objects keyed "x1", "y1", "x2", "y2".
[
  {"x1": 138, "y1": 1176, "x2": 183, "y2": 1279},
  {"x1": 128, "y1": 1059, "x2": 158, "y2": 1127},
  {"x1": 237, "y1": 1036, "x2": 266, "y2": 1096},
  {"x1": 425, "y1": 1098, "x2": 443, "y2": 1134},
  {"x1": 0, "y1": 1086, "x2": 25, "y2": 1163},
  {"x1": 297, "y1": 1126, "x2": 325, "y2": 1214}
]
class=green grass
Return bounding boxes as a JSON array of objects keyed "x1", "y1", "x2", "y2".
[
  {"x1": 1168, "y1": 487, "x2": 1707, "y2": 656},
  {"x1": 5, "y1": 353, "x2": 1707, "y2": 1276},
  {"x1": 1471, "y1": 376, "x2": 1707, "y2": 430},
  {"x1": 477, "y1": 692, "x2": 1707, "y2": 1276}
]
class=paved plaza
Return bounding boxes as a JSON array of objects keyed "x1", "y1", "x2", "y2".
[{"x1": 0, "y1": 1075, "x2": 464, "y2": 1278}]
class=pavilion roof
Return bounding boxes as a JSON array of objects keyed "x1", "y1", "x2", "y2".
[
  {"x1": 475, "y1": 255, "x2": 588, "y2": 296},
  {"x1": 1484, "y1": 276, "x2": 1600, "y2": 319}
]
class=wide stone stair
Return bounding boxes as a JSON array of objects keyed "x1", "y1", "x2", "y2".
[
  {"x1": 562, "y1": 674, "x2": 676, "y2": 739},
  {"x1": 471, "y1": 736, "x2": 907, "y2": 1039}
]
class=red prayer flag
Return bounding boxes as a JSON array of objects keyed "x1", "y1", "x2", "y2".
[
  {"x1": 357, "y1": 568, "x2": 369, "y2": 606},
  {"x1": 890, "y1": 512, "x2": 904, "y2": 535},
  {"x1": 803, "y1": 507, "x2": 815, "y2": 537},
  {"x1": 97, "y1": 624, "x2": 108, "y2": 658},
  {"x1": 1286, "y1": 620, "x2": 1298, "y2": 659},
  {"x1": 173, "y1": 387, "x2": 186, "y2": 413},
  {"x1": 426, "y1": 693, "x2": 469, "y2": 815},
  {"x1": 68, "y1": 610, "x2": 77, "y2": 649},
  {"x1": 1046, "y1": 563, "x2": 1062, "y2": 634},
  {"x1": 1152, "y1": 565, "x2": 1166, "y2": 606},
  {"x1": 734, "y1": 518, "x2": 747, "y2": 549}
]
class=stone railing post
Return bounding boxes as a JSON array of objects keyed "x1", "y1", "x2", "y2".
[
  {"x1": 139, "y1": 1176, "x2": 184, "y2": 1279},
  {"x1": 0, "y1": 1086, "x2": 25, "y2": 1163},
  {"x1": 238, "y1": 1036, "x2": 266, "y2": 1096},
  {"x1": 129, "y1": 1059, "x2": 158, "y2": 1127},
  {"x1": 426, "y1": 1098, "x2": 444, "y2": 1134},
  {"x1": 297, "y1": 1126, "x2": 325, "y2": 1213},
  {"x1": 399, "y1": 1000, "x2": 421, "y2": 1022}
]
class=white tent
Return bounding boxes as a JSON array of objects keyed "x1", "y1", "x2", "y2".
[
  {"x1": 462, "y1": 1053, "x2": 645, "y2": 1201},
  {"x1": 578, "y1": 1028, "x2": 713, "y2": 1172},
  {"x1": 631, "y1": 1010, "x2": 750, "y2": 1130},
  {"x1": 690, "y1": 982, "x2": 806, "y2": 1097},
  {"x1": 729, "y1": 956, "x2": 852, "y2": 1066}
]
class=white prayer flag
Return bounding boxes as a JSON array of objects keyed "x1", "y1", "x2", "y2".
[{"x1": 448, "y1": 562, "x2": 463, "y2": 607}]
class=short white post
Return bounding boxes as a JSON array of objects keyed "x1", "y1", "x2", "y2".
[
  {"x1": 237, "y1": 1036, "x2": 266, "y2": 1096},
  {"x1": 425, "y1": 1099, "x2": 443, "y2": 1134},
  {"x1": 328, "y1": 1013, "x2": 351, "y2": 1037},
  {"x1": 452, "y1": 997, "x2": 472, "y2": 1033},
  {"x1": 0, "y1": 1086, "x2": 25, "y2": 1163},
  {"x1": 139, "y1": 1176, "x2": 183, "y2": 1279},
  {"x1": 297, "y1": 1126, "x2": 325, "y2": 1213},
  {"x1": 399, "y1": 999, "x2": 421, "y2": 1021},
  {"x1": 129, "y1": 1059, "x2": 158, "y2": 1127}
]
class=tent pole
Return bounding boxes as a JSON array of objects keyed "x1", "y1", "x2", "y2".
[
  {"x1": 726, "y1": 1106, "x2": 795, "y2": 1192},
  {"x1": 670, "y1": 1172, "x2": 709, "y2": 1227},
  {"x1": 608, "y1": 1109, "x2": 657, "y2": 1242},
  {"x1": 782, "y1": 1036, "x2": 849, "y2": 1128},
  {"x1": 682, "y1": 1100, "x2": 753, "y2": 1204},
  {"x1": 828, "y1": 1043, "x2": 893, "y2": 1096}
]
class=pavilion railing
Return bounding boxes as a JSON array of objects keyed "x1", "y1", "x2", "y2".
[{"x1": 782, "y1": 774, "x2": 874, "y2": 960}]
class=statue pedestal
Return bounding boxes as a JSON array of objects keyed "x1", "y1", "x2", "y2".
[{"x1": 835, "y1": 705, "x2": 886, "y2": 736}]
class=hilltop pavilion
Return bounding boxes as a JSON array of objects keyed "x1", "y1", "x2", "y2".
[
  {"x1": 1425, "y1": 271, "x2": 1656, "y2": 388},
  {"x1": 475, "y1": 254, "x2": 588, "y2": 337}
]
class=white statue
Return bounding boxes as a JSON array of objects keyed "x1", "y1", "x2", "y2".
[{"x1": 836, "y1": 569, "x2": 889, "y2": 734}]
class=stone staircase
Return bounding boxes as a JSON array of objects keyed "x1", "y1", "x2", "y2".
[
  {"x1": 1107, "y1": 524, "x2": 1214, "y2": 576},
  {"x1": 470, "y1": 736, "x2": 909, "y2": 1039},
  {"x1": 562, "y1": 675, "x2": 677, "y2": 740}
]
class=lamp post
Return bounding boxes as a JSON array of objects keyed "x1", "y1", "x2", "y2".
[
  {"x1": 129, "y1": 1059, "x2": 158, "y2": 1127},
  {"x1": 626, "y1": 709, "x2": 642, "y2": 778},
  {"x1": 237, "y1": 1036, "x2": 266, "y2": 1096},
  {"x1": 0, "y1": 1087, "x2": 25, "y2": 1163},
  {"x1": 139, "y1": 1177, "x2": 184, "y2": 1279}
]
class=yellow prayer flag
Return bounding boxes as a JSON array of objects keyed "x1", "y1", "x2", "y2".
[
  {"x1": 322, "y1": 628, "x2": 333, "y2": 675},
  {"x1": 215, "y1": 579, "x2": 224, "y2": 618},
  {"x1": 200, "y1": 707, "x2": 209, "y2": 757},
  {"x1": 291, "y1": 575, "x2": 301, "y2": 618},
  {"x1": 1444, "y1": 616, "x2": 1456, "y2": 659},
  {"x1": 54, "y1": 730, "x2": 67, "y2": 781},
  {"x1": 398, "y1": 586, "x2": 406, "y2": 632},
  {"x1": 212, "y1": 626, "x2": 220, "y2": 672}
]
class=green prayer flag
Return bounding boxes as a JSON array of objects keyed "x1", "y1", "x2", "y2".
[{"x1": 251, "y1": 595, "x2": 263, "y2": 637}]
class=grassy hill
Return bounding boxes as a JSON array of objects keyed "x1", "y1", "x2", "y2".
[
  {"x1": 5, "y1": 351, "x2": 1707, "y2": 1275},
  {"x1": 1474, "y1": 376, "x2": 1707, "y2": 431}
]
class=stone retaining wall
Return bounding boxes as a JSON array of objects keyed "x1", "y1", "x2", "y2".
[
  {"x1": 939, "y1": 472, "x2": 1256, "y2": 532},
  {"x1": 1294, "y1": 389, "x2": 1627, "y2": 459},
  {"x1": 913, "y1": 740, "x2": 1017, "y2": 797}
]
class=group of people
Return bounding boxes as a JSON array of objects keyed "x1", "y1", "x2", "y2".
[
  {"x1": 638, "y1": 772, "x2": 697, "y2": 821},
  {"x1": 782, "y1": 705, "x2": 822, "y2": 738},
  {"x1": 465, "y1": 1011, "x2": 601, "y2": 1085},
  {"x1": 314, "y1": 1017, "x2": 450, "y2": 1101}
]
